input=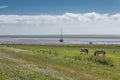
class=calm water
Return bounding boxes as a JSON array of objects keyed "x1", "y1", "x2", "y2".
[{"x1": 0, "y1": 35, "x2": 120, "y2": 44}]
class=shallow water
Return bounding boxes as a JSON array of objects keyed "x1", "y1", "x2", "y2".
[
  {"x1": 0, "y1": 37, "x2": 120, "y2": 44},
  {"x1": 0, "y1": 35, "x2": 120, "y2": 44}
]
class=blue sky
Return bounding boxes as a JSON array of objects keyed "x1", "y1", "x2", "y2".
[
  {"x1": 0, "y1": 0, "x2": 120, "y2": 35},
  {"x1": 0, "y1": 0, "x2": 120, "y2": 15}
]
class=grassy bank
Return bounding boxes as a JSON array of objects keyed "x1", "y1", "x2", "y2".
[{"x1": 0, "y1": 44, "x2": 120, "y2": 80}]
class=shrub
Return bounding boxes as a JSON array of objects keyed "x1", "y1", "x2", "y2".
[{"x1": 89, "y1": 55, "x2": 114, "y2": 66}]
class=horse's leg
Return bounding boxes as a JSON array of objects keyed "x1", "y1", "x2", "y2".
[
  {"x1": 97, "y1": 53, "x2": 98, "y2": 56},
  {"x1": 84, "y1": 51, "x2": 87, "y2": 55},
  {"x1": 103, "y1": 52, "x2": 105, "y2": 56}
]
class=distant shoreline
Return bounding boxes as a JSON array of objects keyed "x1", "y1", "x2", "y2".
[{"x1": 0, "y1": 35, "x2": 120, "y2": 39}]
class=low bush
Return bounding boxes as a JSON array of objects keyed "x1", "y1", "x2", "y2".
[{"x1": 89, "y1": 55, "x2": 114, "y2": 66}]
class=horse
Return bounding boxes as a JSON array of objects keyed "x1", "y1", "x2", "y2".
[
  {"x1": 94, "y1": 50, "x2": 106, "y2": 56},
  {"x1": 81, "y1": 48, "x2": 89, "y2": 54}
]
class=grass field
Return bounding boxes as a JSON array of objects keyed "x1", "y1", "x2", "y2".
[{"x1": 0, "y1": 44, "x2": 120, "y2": 80}]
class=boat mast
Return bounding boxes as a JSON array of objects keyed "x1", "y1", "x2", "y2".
[
  {"x1": 59, "y1": 27, "x2": 63, "y2": 42},
  {"x1": 61, "y1": 28, "x2": 63, "y2": 40}
]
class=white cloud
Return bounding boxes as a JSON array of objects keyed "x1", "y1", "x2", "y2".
[
  {"x1": 0, "y1": 5, "x2": 8, "y2": 9},
  {"x1": 0, "y1": 12, "x2": 120, "y2": 35},
  {"x1": 0, "y1": 12, "x2": 119, "y2": 24},
  {"x1": 111, "y1": 14, "x2": 120, "y2": 21}
]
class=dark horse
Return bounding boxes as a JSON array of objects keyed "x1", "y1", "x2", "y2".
[
  {"x1": 81, "y1": 48, "x2": 89, "y2": 54},
  {"x1": 94, "y1": 50, "x2": 106, "y2": 56}
]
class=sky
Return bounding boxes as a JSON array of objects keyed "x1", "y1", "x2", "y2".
[{"x1": 0, "y1": 0, "x2": 120, "y2": 35}]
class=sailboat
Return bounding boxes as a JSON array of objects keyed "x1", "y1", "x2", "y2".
[{"x1": 59, "y1": 28, "x2": 64, "y2": 42}]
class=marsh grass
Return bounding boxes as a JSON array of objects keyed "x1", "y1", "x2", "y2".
[{"x1": 0, "y1": 44, "x2": 120, "y2": 80}]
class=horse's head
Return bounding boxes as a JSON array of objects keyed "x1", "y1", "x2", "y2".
[{"x1": 94, "y1": 52, "x2": 96, "y2": 56}]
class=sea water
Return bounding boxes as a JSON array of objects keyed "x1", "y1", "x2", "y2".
[{"x1": 0, "y1": 35, "x2": 120, "y2": 44}]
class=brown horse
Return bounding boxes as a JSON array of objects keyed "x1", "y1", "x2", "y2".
[
  {"x1": 81, "y1": 48, "x2": 89, "y2": 54},
  {"x1": 94, "y1": 50, "x2": 106, "y2": 56}
]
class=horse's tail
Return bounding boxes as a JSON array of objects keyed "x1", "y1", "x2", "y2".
[
  {"x1": 80, "y1": 49, "x2": 82, "y2": 53},
  {"x1": 87, "y1": 49, "x2": 89, "y2": 54}
]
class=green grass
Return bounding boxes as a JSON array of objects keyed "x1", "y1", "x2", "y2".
[
  {"x1": 0, "y1": 44, "x2": 120, "y2": 80},
  {"x1": 0, "y1": 58, "x2": 59, "y2": 80}
]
